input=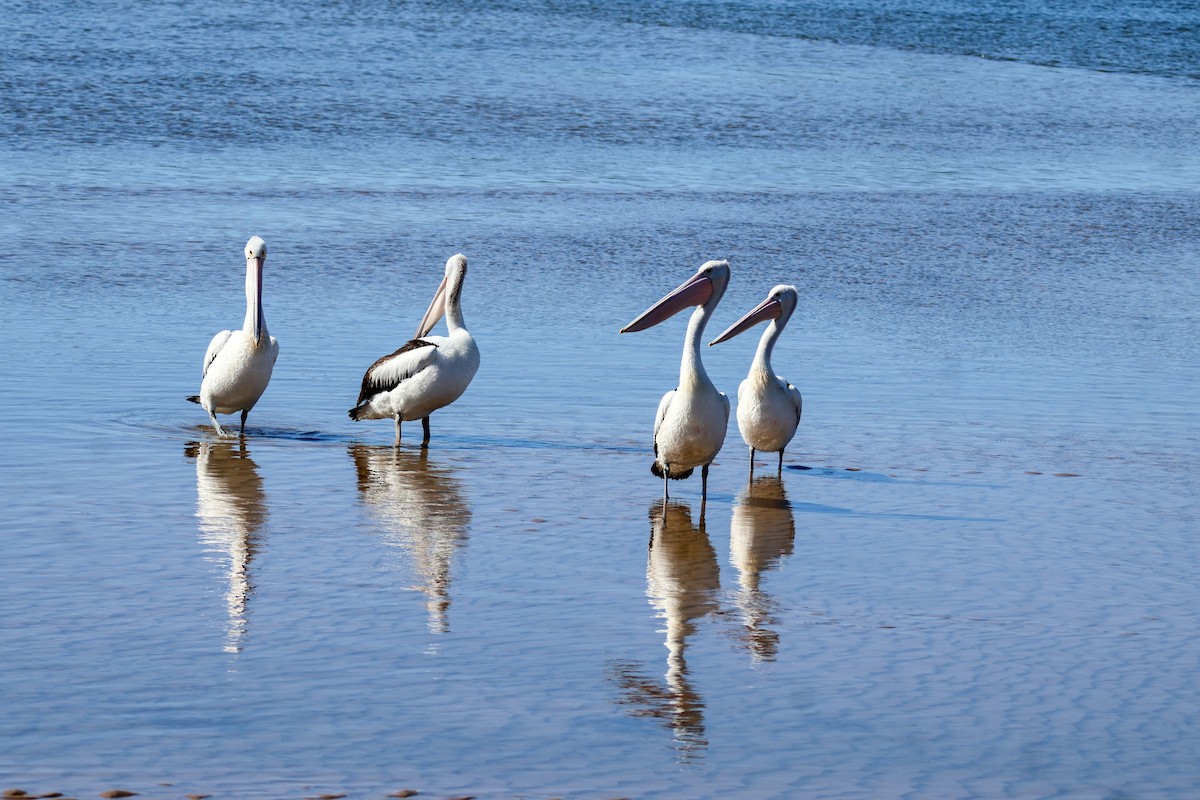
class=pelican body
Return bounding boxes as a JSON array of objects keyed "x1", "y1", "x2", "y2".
[
  {"x1": 349, "y1": 254, "x2": 479, "y2": 446},
  {"x1": 188, "y1": 236, "x2": 279, "y2": 437},
  {"x1": 710, "y1": 284, "x2": 802, "y2": 474},
  {"x1": 621, "y1": 260, "x2": 731, "y2": 501}
]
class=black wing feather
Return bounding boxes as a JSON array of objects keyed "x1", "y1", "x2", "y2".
[{"x1": 356, "y1": 338, "x2": 438, "y2": 406}]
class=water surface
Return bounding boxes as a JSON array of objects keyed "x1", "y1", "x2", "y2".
[{"x1": 2, "y1": 2, "x2": 1198, "y2": 798}]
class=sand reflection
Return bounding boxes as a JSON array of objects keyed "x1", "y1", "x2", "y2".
[
  {"x1": 185, "y1": 440, "x2": 266, "y2": 654},
  {"x1": 730, "y1": 475, "x2": 796, "y2": 663},
  {"x1": 350, "y1": 445, "x2": 470, "y2": 634},
  {"x1": 612, "y1": 500, "x2": 720, "y2": 761}
]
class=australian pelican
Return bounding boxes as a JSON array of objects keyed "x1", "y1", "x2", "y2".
[
  {"x1": 188, "y1": 236, "x2": 279, "y2": 437},
  {"x1": 349, "y1": 254, "x2": 480, "y2": 446},
  {"x1": 710, "y1": 284, "x2": 802, "y2": 475},
  {"x1": 621, "y1": 260, "x2": 731, "y2": 502}
]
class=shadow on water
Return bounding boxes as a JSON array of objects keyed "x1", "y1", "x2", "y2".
[
  {"x1": 609, "y1": 499, "x2": 720, "y2": 763},
  {"x1": 184, "y1": 440, "x2": 266, "y2": 654},
  {"x1": 240, "y1": 426, "x2": 345, "y2": 442},
  {"x1": 120, "y1": 413, "x2": 644, "y2": 453},
  {"x1": 787, "y1": 463, "x2": 1004, "y2": 490},
  {"x1": 349, "y1": 444, "x2": 471, "y2": 635},
  {"x1": 729, "y1": 475, "x2": 796, "y2": 664},
  {"x1": 781, "y1": 467, "x2": 1001, "y2": 522},
  {"x1": 120, "y1": 414, "x2": 350, "y2": 444}
]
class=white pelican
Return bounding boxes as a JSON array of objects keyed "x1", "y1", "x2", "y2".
[
  {"x1": 621, "y1": 260, "x2": 731, "y2": 502},
  {"x1": 188, "y1": 236, "x2": 279, "y2": 437},
  {"x1": 710, "y1": 284, "x2": 802, "y2": 476},
  {"x1": 349, "y1": 254, "x2": 480, "y2": 446}
]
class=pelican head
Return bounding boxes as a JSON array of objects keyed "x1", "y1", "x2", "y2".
[
  {"x1": 244, "y1": 236, "x2": 267, "y2": 262},
  {"x1": 244, "y1": 236, "x2": 268, "y2": 344},
  {"x1": 709, "y1": 284, "x2": 797, "y2": 346},
  {"x1": 620, "y1": 259, "x2": 731, "y2": 334},
  {"x1": 416, "y1": 253, "x2": 468, "y2": 338}
]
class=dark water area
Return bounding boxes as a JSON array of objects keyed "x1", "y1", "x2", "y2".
[
  {"x1": 2, "y1": 1, "x2": 1199, "y2": 798},
  {"x1": 513, "y1": 0, "x2": 1200, "y2": 80}
]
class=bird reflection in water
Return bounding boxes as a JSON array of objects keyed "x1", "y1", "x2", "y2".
[
  {"x1": 730, "y1": 475, "x2": 796, "y2": 663},
  {"x1": 185, "y1": 440, "x2": 266, "y2": 654},
  {"x1": 350, "y1": 444, "x2": 470, "y2": 634},
  {"x1": 610, "y1": 500, "x2": 720, "y2": 762}
]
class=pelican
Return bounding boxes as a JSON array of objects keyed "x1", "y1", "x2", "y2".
[
  {"x1": 710, "y1": 284, "x2": 802, "y2": 476},
  {"x1": 621, "y1": 260, "x2": 731, "y2": 502},
  {"x1": 188, "y1": 236, "x2": 279, "y2": 437},
  {"x1": 349, "y1": 254, "x2": 479, "y2": 446}
]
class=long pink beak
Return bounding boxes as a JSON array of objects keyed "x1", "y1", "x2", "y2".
[
  {"x1": 250, "y1": 255, "x2": 265, "y2": 344},
  {"x1": 415, "y1": 273, "x2": 450, "y2": 338},
  {"x1": 620, "y1": 272, "x2": 714, "y2": 333},
  {"x1": 709, "y1": 296, "x2": 781, "y2": 345}
]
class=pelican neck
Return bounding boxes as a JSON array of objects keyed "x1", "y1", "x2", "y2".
[
  {"x1": 680, "y1": 303, "x2": 716, "y2": 389},
  {"x1": 750, "y1": 320, "x2": 781, "y2": 376}
]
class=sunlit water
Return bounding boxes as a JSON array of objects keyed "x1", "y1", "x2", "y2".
[{"x1": 2, "y1": 1, "x2": 1199, "y2": 798}]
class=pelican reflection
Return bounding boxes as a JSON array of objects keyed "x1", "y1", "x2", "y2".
[
  {"x1": 186, "y1": 440, "x2": 266, "y2": 654},
  {"x1": 350, "y1": 444, "x2": 470, "y2": 634},
  {"x1": 730, "y1": 475, "x2": 796, "y2": 663},
  {"x1": 611, "y1": 500, "x2": 720, "y2": 761}
]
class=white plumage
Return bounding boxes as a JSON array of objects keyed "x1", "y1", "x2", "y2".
[
  {"x1": 622, "y1": 260, "x2": 732, "y2": 502},
  {"x1": 189, "y1": 236, "x2": 279, "y2": 437},
  {"x1": 710, "y1": 284, "x2": 802, "y2": 475},
  {"x1": 349, "y1": 254, "x2": 480, "y2": 446}
]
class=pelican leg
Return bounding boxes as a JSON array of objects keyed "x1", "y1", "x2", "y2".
[
  {"x1": 394, "y1": 414, "x2": 402, "y2": 446},
  {"x1": 207, "y1": 410, "x2": 227, "y2": 437},
  {"x1": 421, "y1": 416, "x2": 431, "y2": 448},
  {"x1": 239, "y1": 409, "x2": 249, "y2": 437},
  {"x1": 701, "y1": 463, "x2": 710, "y2": 503},
  {"x1": 749, "y1": 447, "x2": 756, "y2": 479},
  {"x1": 778, "y1": 448, "x2": 784, "y2": 475},
  {"x1": 663, "y1": 467, "x2": 670, "y2": 502}
]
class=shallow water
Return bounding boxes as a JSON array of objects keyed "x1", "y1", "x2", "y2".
[{"x1": 3, "y1": 2, "x2": 1200, "y2": 799}]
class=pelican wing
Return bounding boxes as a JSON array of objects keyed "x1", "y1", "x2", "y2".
[
  {"x1": 357, "y1": 338, "x2": 438, "y2": 405},
  {"x1": 782, "y1": 378, "x2": 802, "y2": 422},
  {"x1": 652, "y1": 389, "x2": 676, "y2": 455},
  {"x1": 202, "y1": 330, "x2": 234, "y2": 377}
]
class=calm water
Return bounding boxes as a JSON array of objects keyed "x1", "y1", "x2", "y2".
[{"x1": 2, "y1": 1, "x2": 1199, "y2": 798}]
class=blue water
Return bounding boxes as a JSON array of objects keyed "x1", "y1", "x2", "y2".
[{"x1": 2, "y1": 2, "x2": 1199, "y2": 798}]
